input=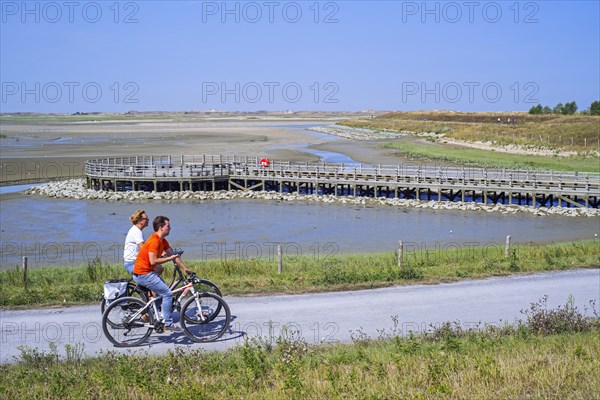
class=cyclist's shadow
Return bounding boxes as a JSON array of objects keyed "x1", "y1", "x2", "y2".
[{"x1": 144, "y1": 313, "x2": 243, "y2": 346}]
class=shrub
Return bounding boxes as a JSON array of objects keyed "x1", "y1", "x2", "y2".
[
  {"x1": 399, "y1": 266, "x2": 423, "y2": 280},
  {"x1": 521, "y1": 295, "x2": 597, "y2": 335}
]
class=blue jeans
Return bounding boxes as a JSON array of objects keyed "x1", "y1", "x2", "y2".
[
  {"x1": 124, "y1": 261, "x2": 134, "y2": 274},
  {"x1": 133, "y1": 272, "x2": 174, "y2": 326}
]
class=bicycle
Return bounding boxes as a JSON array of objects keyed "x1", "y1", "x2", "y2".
[
  {"x1": 100, "y1": 248, "x2": 221, "y2": 315},
  {"x1": 101, "y1": 272, "x2": 231, "y2": 346}
]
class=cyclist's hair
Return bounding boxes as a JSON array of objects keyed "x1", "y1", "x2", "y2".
[
  {"x1": 130, "y1": 209, "x2": 146, "y2": 225},
  {"x1": 153, "y1": 216, "x2": 170, "y2": 232}
]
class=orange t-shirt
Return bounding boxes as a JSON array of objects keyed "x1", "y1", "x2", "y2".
[{"x1": 133, "y1": 232, "x2": 170, "y2": 275}]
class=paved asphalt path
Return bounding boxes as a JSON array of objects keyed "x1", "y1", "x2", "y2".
[{"x1": 1, "y1": 269, "x2": 598, "y2": 364}]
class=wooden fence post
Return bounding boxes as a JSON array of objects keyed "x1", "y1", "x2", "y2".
[
  {"x1": 504, "y1": 235, "x2": 511, "y2": 258},
  {"x1": 398, "y1": 240, "x2": 403, "y2": 268},
  {"x1": 277, "y1": 244, "x2": 283, "y2": 274},
  {"x1": 22, "y1": 256, "x2": 28, "y2": 287}
]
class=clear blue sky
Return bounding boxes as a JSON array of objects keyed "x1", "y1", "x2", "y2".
[{"x1": 1, "y1": 0, "x2": 598, "y2": 113}]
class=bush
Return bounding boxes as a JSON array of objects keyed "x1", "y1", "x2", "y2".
[{"x1": 521, "y1": 295, "x2": 597, "y2": 335}]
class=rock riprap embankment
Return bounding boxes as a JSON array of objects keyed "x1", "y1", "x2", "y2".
[{"x1": 23, "y1": 179, "x2": 600, "y2": 217}]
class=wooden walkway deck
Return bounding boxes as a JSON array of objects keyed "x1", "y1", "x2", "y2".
[{"x1": 85, "y1": 155, "x2": 600, "y2": 208}]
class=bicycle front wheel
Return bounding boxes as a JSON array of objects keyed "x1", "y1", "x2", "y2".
[
  {"x1": 182, "y1": 279, "x2": 222, "y2": 323},
  {"x1": 180, "y1": 293, "x2": 230, "y2": 342},
  {"x1": 194, "y1": 278, "x2": 222, "y2": 297},
  {"x1": 102, "y1": 297, "x2": 152, "y2": 347}
]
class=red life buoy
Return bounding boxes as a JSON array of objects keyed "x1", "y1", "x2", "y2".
[{"x1": 260, "y1": 157, "x2": 270, "y2": 168}]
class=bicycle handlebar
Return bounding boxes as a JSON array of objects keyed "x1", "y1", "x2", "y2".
[
  {"x1": 171, "y1": 248, "x2": 194, "y2": 278},
  {"x1": 171, "y1": 248, "x2": 184, "y2": 266}
]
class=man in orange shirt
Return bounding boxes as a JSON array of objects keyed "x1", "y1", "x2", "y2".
[{"x1": 133, "y1": 215, "x2": 192, "y2": 332}]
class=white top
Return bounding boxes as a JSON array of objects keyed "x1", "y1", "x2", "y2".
[{"x1": 123, "y1": 225, "x2": 144, "y2": 262}]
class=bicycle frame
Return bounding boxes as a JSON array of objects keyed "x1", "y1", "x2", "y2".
[
  {"x1": 166, "y1": 260, "x2": 197, "y2": 307},
  {"x1": 167, "y1": 261, "x2": 187, "y2": 291},
  {"x1": 126, "y1": 279, "x2": 208, "y2": 329},
  {"x1": 125, "y1": 259, "x2": 192, "y2": 309}
]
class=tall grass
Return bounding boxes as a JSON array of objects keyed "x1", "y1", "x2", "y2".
[{"x1": 1, "y1": 240, "x2": 598, "y2": 308}]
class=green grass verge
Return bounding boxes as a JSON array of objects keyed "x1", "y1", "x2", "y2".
[
  {"x1": 381, "y1": 141, "x2": 598, "y2": 172},
  {"x1": 3, "y1": 308, "x2": 599, "y2": 398},
  {"x1": 1, "y1": 240, "x2": 598, "y2": 308}
]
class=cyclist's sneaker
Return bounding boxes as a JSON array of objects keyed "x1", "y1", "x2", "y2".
[
  {"x1": 165, "y1": 324, "x2": 183, "y2": 334},
  {"x1": 140, "y1": 313, "x2": 149, "y2": 322}
]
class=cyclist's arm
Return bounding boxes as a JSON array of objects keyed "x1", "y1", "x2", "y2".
[
  {"x1": 164, "y1": 248, "x2": 193, "y2": 275},
  {"x1": 149, "y1": 251, "x2": 177, "y2": 268},
  {"x1": 175, "y1": 256, "x2": 192, "y2": 274}
]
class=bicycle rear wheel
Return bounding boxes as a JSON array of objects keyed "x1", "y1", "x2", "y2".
[
  {"x1": 102, "y1": 297, "x2": 152, "y2": 347},
  {"x1": 100, "y1": 283, "x2": 149, "y2": 314},
  {"x1": 180, "y1": 293, "x2": 230, "y2": 342}
]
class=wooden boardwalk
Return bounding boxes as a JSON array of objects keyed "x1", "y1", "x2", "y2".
[{"x1": 85, "y1": 155, "x2": 600, "y2": 208}]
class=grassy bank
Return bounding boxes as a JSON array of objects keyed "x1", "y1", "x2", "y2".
[
  {"x1": 340, "y1": 111, "x2": 600, "y2": 171},
  {"x1": 381, "y1": 141, "x2": 596, "y2": 171},
  {"x1": 2, "y1": 297, "x2": 599, "y2": 399},
  {"x1": 1, "y1": 240, "x2": 598, "y2": 308},
  {"x1": 340, "y1": 111, "x2": 600, "y2": 152}
]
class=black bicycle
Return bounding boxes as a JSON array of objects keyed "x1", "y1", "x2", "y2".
[{"x1": 100, "y1": 249, "x2": 222, "y2": 316}]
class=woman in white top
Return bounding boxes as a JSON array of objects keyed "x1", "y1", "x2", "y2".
[{"x1": 123, "y1": 210, "x2": 149, "y2": 274}]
